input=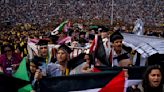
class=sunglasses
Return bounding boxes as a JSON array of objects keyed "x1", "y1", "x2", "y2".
[{"x1": 5, "y1": 49, "x2": 12, "y2": 52}]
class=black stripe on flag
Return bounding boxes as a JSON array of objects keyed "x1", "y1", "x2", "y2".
[{"x1": 40, "y1": 70, "x2": 121, "y2": 92}]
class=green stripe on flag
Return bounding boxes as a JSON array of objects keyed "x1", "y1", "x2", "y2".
[
  {"x1": 18, "y1": 84, "x2": 32, "y2": 92},
  {"x1": 58, "y1": 20, "x2": 68, "y2": 32},
  {"x1": 13, "y1": 57, "x2": 32, "y2": 92}
]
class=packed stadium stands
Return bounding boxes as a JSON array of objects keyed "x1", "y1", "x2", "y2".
[{"x1": 0, "y1": 0, "x2": 163, "y2": 27}]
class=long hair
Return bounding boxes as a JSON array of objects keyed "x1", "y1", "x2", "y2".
[
  {"x1": 142, "y1": 65, "x2": 164, "y2": 92},
  {"x1": 56, "y1": 49, "x2": 70, "y2": 65}
]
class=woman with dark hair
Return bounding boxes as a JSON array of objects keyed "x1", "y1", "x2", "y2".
[
  {"x1": 141, "y1": 65, "x2": 164, "y2": 92},
  {"x1": 0, "y1": 44, "x2": 22, "y2": 76},
  {"x1": 127, "y1": 65, "x2": 164, "y2": 92}
]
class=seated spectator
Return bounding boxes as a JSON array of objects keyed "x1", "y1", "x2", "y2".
[
  {"x1": 71, "y1": 39, "x2": 80, "y2": 47},
  {"x1": 78, "y1": 38, "x2": 88, "y2": 47},
  {"x1": 0, "y1": 44, "x2": 22, "y2": 76}
]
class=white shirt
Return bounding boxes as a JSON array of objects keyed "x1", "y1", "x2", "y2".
[{"x1": 111, "y1": 48, "x2": 129, "y2": 67}]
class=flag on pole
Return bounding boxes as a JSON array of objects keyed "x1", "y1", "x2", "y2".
[
  {"x1": 89, "y1": 35, "x2": 109, "y2": 66},
  {"x1": 27, "y1": 38, "x2": 39, "y2": 59},
  {"x1": 51, "y1": 20, "x2": 69, "y2": 35},
  {"x1": 133, "y1": 18, "x2": 144, "y2": 35},
  {"x1": 89, "y1": 35, "x2": 98, "y2": 53}
]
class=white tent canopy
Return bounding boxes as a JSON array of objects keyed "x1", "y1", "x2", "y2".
[{"x1": 122, "y1": 33, "x2": 164, "y2": 58}]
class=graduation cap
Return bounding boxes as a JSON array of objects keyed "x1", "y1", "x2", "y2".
[
  {"x1": 31, "y1": 56, "x2": 45, "y2": 66},
  {"x1": 110, "y1": 31, "x2": 123, "y2": 42},
  {"x1": 36, "y1": 39, "x2": 49, "y2": 46},
  {"x1": 89, "y1": 25, "x2": 98, "y2": 29},
  {"x1": 88, "y1": 34, "x2": 95, "y2": 40},
  {"x1": 67, "y1": 53, "x2": 86, "y2": 70},
  {"x1": 67, "y1": 29, "x2": 74, "y2": 36},
  {"x1": 79, "y1": 31, "x2": 86, "y2": 36},
  {"x1": 98, "y1": 26, "x2": 109, "y2": 32},
  {"x1": 116, "y1": 53, "x2": 130, "y2": 62},
  {"x1": 58, "y1": 44, "x2": 73, "y2": 54},
  {"x1": 0, "y1": 73, "x2": 30, "y2": 92},
  {"x1": 89, "y1": 26, "x2": 98, "y2": 33}
]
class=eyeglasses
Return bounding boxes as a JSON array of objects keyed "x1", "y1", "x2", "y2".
[{"x1": 5, "y1": 49, "x2": 12, "y2": 52}]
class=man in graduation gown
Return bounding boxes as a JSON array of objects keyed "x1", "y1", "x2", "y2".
[
  {"x1": 109, "y1": 31, "x2": 131, "y2": 67},
  {"x1": 36, "y1": 44, "x2": 72, "y2": 78},
  {"x1": 35, "y1": 39, "x2": 50, "y2": 76}
]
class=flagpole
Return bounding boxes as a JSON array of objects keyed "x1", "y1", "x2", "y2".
[{"x1": 111, "y1": 0, "x2": 114, "y2": 25}]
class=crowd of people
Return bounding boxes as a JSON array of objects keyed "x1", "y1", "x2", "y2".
[
  {"x1": 0, "y1": 0, "x2": 164, "y2": 92},
  {"x1": 0, "y1": 21, "x2": 164, "y2": 91},
  {"x1": 0, "y1": 0, "x2": 163, "y2": 27}
]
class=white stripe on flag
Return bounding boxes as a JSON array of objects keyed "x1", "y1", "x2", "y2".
[
  {"x1": 70, "y1": 79, "x2": 141, "y2": 92},
  {"x1": 93, "y1": 35, "x2": 98, "y2": 51},
  {"x1": 27, "y1": 42, "x2": 38, "y2": 57},
  {"x1": 124, "y1": 79, "x2": 142, "y2": 92},
  {"x1": 70, "y1": 88, "x2": 101, "y2": 92}
]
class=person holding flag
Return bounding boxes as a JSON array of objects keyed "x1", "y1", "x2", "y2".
[
  {"x1": 33, "y1": 43, "x2": 73, "y2": 78},
  {"x1": 27, "y1": 41, "x2": 73, "y2": 91},
  {"x1": 51, "y1": 20, "x2": 71, "y2": 45},
  {"x1": 49, "y1": 44, "x2": 73, "y2": 76},
  {"x1": 109, "y1": 31, "x2": 132, "y2": 67},
  {"x1": 98, "y1": 26, "x2": 112, "y2": 66}
]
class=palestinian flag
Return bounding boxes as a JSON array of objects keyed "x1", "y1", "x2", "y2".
[
  {"x1": 0, "y1": 72, "x2": 29, "y2": 92},
  {"x1": 13, "y1": 57, "x2": 33, "y2": 92},
  {"x1": 0, "y1": 57, "x2": 32, "y2": 92},
  {"x1": 89, "y1": 35, "x2": 98, "y2": 53},
  {"x1": 89, "y1": 35, "x2": 109, "y2": 66},
  {"x1": 40, "y1": 69, "x2": 142, "y2": 92},
  {"x1": 27, "y1": 39, "x2": 39, "y2": 60},
  {"x1": 51, "y1": 20, "x2": 69, "y2": 35}
]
